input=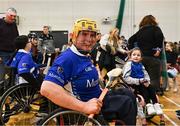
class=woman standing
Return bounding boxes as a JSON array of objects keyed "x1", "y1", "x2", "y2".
[
  {"x1": 98, "y1": 28, "x2": 128, "y2": 81},
  {"x1": 128, "y1": 15, "x2": 164, "y2": 93}
]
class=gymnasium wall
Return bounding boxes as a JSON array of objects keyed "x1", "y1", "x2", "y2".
[{"x1": 0, "y1": 0, "x2": 180, "y2": 42}]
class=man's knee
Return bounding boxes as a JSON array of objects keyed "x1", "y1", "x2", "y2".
[{"x1": 102, "y1": 94, "x2": 137, "y2": 125}]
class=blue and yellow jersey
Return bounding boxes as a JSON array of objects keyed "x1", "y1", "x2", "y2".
[{"x1": 44, "y1": 45, "x2": 101, "y2": 101}]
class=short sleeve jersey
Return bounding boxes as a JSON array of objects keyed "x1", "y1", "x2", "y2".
[
  {"x1": 10, "y1": 49, "x2": 38, "y2": 77},
  {"x1": 44, "y1": 45, "x2": 102, "y2": 101}
]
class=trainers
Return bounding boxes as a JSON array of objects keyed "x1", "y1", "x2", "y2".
[
  {"x1": 137, "y1": 105, "x2": 145, "y2": 118},
  {"x1": 35, "y1": 112, "x2": 48, "y2": 117},
  {"x1": 173, "y1": 88, "x2": 178, "y2": 92},
  {"x1": 154, "y1": 103, "x2": 163, "y2": 115},
  {"x1": 165, "y1": 87, "x2": 169, "y2": 91},
  {"x1": 160, "y1": 120, "x2": 165, "y2": 126},
  {"x1": 176, "y1": 110, "x2": 180, "y2": 120},
  {"x1": 34, "y1": 113, "x2": 48, "y2": 125},
  {"x1": 146, "y1": 103, "x2": 156, "y2": 115}
]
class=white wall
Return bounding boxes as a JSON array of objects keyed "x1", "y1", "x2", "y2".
[
  {"x1": 178, "y1": 1, "x2": 180, "y2": 42},
  {"x1": 133, "y1": 0, "x2": 180, "y2": 42},
  {"x1": 0, "y1": 0, "x2": 120, "y2": 35},
  {"x1": 0, "y1": 0, "x2": 180, "y2": 42}
]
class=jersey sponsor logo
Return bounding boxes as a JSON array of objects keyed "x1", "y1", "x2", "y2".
[
  {"x1": 85, "y1": 66, "x2": 92, "y2": 72},
  {"x1": 48, "y1": 72, "x2": 64, "y2": 84},
  {"x1": 19, "y1": 68, "x2": 27, "y2": 71},
  {"x1": 57, "y1": 67, "x2": 63, "y2": 73},
  {"x1": 86, "y1": 79, "x2": 98, "y2": 88},
  {"x1": 22, "y1": 63, "x2": 27, "y2": 67}
]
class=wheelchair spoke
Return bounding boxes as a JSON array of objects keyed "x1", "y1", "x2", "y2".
[
  {"x1": 12, "y1": 94, "x2": 26, "y2": 108},
  {"x1": 0, "y1": 84, "x2": 50, "y2": 125},
  {"x1": 25, "y1": 86, "x2": 37, "y2": 104}
]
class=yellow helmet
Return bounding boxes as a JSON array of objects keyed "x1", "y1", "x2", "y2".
[{"x1": 72, "y1": 18, "x2": 98, "y2": 42}]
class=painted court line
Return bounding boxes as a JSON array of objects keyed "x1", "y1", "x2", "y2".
[
  {"x1": 163, "y1": 114, "x2": 178, "y2": 126},
  {"x1": 163, "y1": 109, "x2": 179, "y2": 111},
  {"x1": 162, "y1": 96, "x2": 179, "y2": 125},
  {"x1": 162, "y1": 96, "x2": 180, "y2": 107}
]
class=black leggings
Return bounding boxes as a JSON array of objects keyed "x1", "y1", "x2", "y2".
[
  {"x1": 134, "y1": 84, "x2": 158, "y2": 104},
  {"x1": 142, "y1": 56, "x2": 161, "y2": 91}
]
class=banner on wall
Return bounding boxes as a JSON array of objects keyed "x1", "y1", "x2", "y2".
[{"x1": 116, "y1": 0, "x2": 125, "y2": 33}]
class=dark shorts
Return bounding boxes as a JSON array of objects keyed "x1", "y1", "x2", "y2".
[{"x1": 102, "y1": 88, "x2": 137, "y2": 125}]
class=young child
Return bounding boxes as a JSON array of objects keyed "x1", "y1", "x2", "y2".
[
  {"x1": 122, "y1": 47, "x2": 163, "y2": 122},
  {"x1": 165, "y1": 42, "x2": 178, "y2": 92}
]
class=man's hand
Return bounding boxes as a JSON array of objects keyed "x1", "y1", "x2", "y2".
[
  {"x1": 143, "y1": 82, "x2": 150, "y2": 87},
  {"x1": 55, "y1": 48, "x2": 60, "y2": 53},
  {"x1": 82, "y1": 98, "x2": 102, "y2": 115},
  {"x1": 154, "y1": 50, "x2": 160, "y2": 57},
  {"x1": 139, "y1": 78, "x2": 147, "y2": 84},
  {"x1": 139, "y1": 78, "x2": 149, "y2": 87}
]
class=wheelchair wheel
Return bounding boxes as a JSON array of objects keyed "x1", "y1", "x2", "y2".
[
  {"x1": 0, "y1": 83, "x2": 51, "y2": 125},
  {"x1": 37, "y1": 108, "x2": 108, "y2": 126}
]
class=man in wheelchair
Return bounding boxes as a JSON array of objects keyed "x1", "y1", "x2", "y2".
[
  {"x1": 122, "y1": 47, "x2": 164, "y2": 125},
  {"x1": 0, "y1": 35, "x2": 49, "y2": 125},
  {"x1": 7, "y1": 35, "x2": 43, "y2": 88},
  {"x1": 40, "y1": 18, "x2": 137, "y2": 125}
]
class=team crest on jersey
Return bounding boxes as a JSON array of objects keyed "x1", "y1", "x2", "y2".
[
  {"x1": 22, "y1": 63, "x2": 27, "y2": 67},
  {"x1": 85, "y1": 66, "x2": 92, "y2": 72},
  {"x1": 57, "y1": 67, "x2": 63, "y2": 73}
]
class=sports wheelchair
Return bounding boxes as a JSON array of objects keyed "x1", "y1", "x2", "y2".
[
  {"x1": 0, "y1": 66, "x2": 53, "y2": 125},
  {"x1": 37, "y1": 68, "x2": 133, "y2": 126}
]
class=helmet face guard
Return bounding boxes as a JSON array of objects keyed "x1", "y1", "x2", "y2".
[
  {"x1": 28, "y1": 32, "x2": 38, "y2": 39},
  {"x1": 72, "y1": 18, "x2": 98, "y2": 42}
]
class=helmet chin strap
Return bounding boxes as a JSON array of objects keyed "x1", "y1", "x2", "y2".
[
  {"x1": 73, "y1": 41, "x2": 91, "y2": 55},
  {"x1": 77, "y1": 48, "x2": 90, "y2": 55}
]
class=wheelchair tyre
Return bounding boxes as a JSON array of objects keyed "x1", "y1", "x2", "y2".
[
  {"x1": 0, "y1": 83, "x2": 50, "y2": 125},
  {"x1": 37, "y1": 108, "x2": 108, "y2": 126}
]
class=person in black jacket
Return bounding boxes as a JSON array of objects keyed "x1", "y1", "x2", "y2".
[
  {"x1": 0, "y1": 7, "x2": 19, "y2": 64},
  {"x1": 0, "y1": 7, "x2": 19, "y2": 82},
  {"x1": 128, "y1": 15, "x2": 164, "y2": 93},
  {"x1": 39, "y1": 26, "x2": 56, "y2": 65}
]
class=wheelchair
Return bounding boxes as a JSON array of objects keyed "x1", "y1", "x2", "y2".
[
  {"x1": 37, "y1": 68, "x2": 132, "y2": 126},
  {"x1": 0, "y1": 66, "x2": 53, "y2": 125},
  {"x1": 0, "y1": 66, "x2": 16, "y2": 96}
]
